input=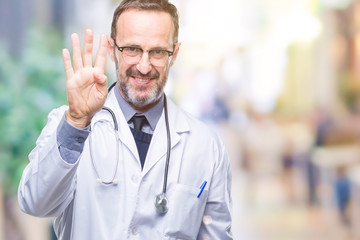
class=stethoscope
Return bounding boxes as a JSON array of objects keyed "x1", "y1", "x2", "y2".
[{"x1": 89, "y1": 82, "x2": 171, "y2": 214}]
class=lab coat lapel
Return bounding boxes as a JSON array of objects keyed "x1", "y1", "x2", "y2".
[
  {"x1": 142, "y1": 98, "x2": 190, "y2": 175},
  {"x1": 99, "y1": 90, "x2": 139, "y2": 162}
]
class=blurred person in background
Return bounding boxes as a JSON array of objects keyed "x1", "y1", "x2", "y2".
[
  {"x1": 334, "y1": 166, "x2": 351, "y2": 227},
  {"x1": 17, "y1": 0, "x2": 232, "y2": 239}
]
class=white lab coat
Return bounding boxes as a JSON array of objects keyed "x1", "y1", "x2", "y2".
[{"x1": 18, "y1": 89, "x2": 233, "y2": 240}]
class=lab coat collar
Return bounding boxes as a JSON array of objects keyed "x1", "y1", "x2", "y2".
[
  {"x1": 143, "y1": 96, "x2": 190, "y2": 175},
  {"x1": 92, "y1": 88, "x2": 139, "y2": 162}
]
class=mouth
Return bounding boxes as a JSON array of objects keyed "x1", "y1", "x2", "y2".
[
  {"x1": 126, "y1": 67, "x2": 160, "y2": 87},
  {"x1": 131, "y1": 76, "x2": 154, "y2": 86}
]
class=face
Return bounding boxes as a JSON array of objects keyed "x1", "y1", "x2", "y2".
[{"x1": 109, "y1": 9, "x2": 180, "y2": 112}]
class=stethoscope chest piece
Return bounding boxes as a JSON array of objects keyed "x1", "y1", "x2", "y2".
[{"x1": 155, "y1": 193, "x2": 168, "y2": 214}]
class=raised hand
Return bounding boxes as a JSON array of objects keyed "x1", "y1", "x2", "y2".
[{"x1": 62, "y1": 29, "x2": 109, "y2": 128}]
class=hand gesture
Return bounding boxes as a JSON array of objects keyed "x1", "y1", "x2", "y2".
[{"x1": 62, "y1": 29, "x2": 108, "y2": 128}]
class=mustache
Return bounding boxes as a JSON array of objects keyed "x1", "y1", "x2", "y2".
[{"x1": 126, "y1": 67, "x2": 160, "y2": 79}]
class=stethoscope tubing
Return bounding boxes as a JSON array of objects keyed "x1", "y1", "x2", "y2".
[
  {"x1": 89, "y1": 114, "x2": 120, "y2": 185},
  {"x1": 90, "y1": 82, "x2": 171, "y2": 213},
  {"x1": 162, "y1": 95, "x2": 171, "y2": 194}
]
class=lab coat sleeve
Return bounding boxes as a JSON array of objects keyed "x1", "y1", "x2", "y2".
[
  {"x1": 18, "y1": 106, "x2": 79, "y2": 218},
  {"x1": 197, "y1": 139, "x2": 233, "y2": 240}
]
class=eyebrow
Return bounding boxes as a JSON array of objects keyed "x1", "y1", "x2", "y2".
[{"x1": 120, "y1": 43, "x2": 171, "y2": 51}]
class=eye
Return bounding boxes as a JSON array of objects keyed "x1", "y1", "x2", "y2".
[
  {"x1": 150, "y1": 50, "x2": 167, "y2": 58},
  {"x1": 127, "y1": 47, "x2": 138, "y2": 52},
  {"x1": 123, "y1": 47, "x2": 142, "y2": 56}
]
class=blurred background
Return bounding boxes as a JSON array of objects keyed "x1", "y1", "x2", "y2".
[{"x1": 2, "y1": 0, "x2": 360, "y2": 239}]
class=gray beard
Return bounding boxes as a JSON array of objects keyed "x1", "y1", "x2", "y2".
[
  {"x1": 115, "y1": 55, "x2": 169, "y2": 108},
  {"x1": 119, "y1": 78, "x2": 163, "y2": 108}
]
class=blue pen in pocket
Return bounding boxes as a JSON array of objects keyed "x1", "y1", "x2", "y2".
[{"x1": 197, "y1": 181, "x2": 207, "y2": 198}]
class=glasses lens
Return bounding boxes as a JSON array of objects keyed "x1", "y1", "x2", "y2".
[
  {"x1": 150, "y1": 58, "x2": 170, "y2": 67},
  {"x1": 121, "y1": 47, "x2": 171, "y2": 67},
  {"x1": 121, "y1": 47, "x2": 141, "y2": 64}
]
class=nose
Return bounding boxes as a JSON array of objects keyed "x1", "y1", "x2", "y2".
[{"x1": 136, "y1": 51, "x2": 152, "y2": 75}]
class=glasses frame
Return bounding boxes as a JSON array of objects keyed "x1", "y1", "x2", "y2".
[{"x1": 113, "y1": 41, "x2": 175, "y2": 67}]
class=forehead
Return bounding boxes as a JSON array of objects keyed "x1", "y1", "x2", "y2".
[{"x1": 116, "y1": 9, "x2": 175, "y2": 46}]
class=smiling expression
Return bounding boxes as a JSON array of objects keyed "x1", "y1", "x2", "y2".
[{"x1": 110, "y1": 9, "x2": 180, "y2": 113}]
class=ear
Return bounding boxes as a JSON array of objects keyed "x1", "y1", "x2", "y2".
[
  {"x1": 170, "y1": 42, "x2": 181, "y2": 67},
  {"x1": 107, "y1": 36, "x2": 115, "y2": 62}
]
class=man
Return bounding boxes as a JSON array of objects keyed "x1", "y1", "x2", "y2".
[{"x1": 18, "y1": 0, "x2": 233, "y2": 239}]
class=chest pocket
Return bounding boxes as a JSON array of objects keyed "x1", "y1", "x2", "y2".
[{"x1": 164, "y1": 183, "x2": 208, "y2": 239}]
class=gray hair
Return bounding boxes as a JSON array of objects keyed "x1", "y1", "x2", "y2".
[{"x1": 111, "y1": 0, "x2": 179, "y2": 44}]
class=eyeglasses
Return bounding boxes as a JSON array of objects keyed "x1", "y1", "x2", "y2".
[{"x1": 114, "y1": 42, "x2": 174, "y2": 67}]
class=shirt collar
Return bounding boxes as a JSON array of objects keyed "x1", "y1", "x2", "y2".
[{"x1": 114, "y1": 83, "x2": 164, "y2": 131}]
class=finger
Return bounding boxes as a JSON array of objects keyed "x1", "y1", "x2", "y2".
[
  {"x1": 93, "y1": 68, "x2": 108, "y2": 87},
  {"x1": 93, "y1": 71, "x2": 108, "y2": 99},
  {"x1": 71, "y1": 33, "x2": 83, "y2": 72},
  {"x1": 94, "y1": 34, "x2": 108, "y2": 72},
  {"x1": 62, "y1": 48, "x2": 74, "y2": 80},
  {"x1": 82, "y1": 29, "x2": 93, "y2": 67}
]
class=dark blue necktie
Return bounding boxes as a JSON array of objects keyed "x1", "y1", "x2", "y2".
[
  {"x1": 130, "y1": 115, "x2": 151, "y2": 169},
  {"x1": 132, "y1": 115, "x2": 147, "y2": 131}
]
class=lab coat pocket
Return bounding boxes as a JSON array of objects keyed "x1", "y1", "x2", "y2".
[{"x1": 165, "y1": 183, "x2": 208, "y2": 239}]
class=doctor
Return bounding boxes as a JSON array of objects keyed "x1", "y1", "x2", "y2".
[{"x1": 18, "y1": 0, "x2": 232, "y2": 239}]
